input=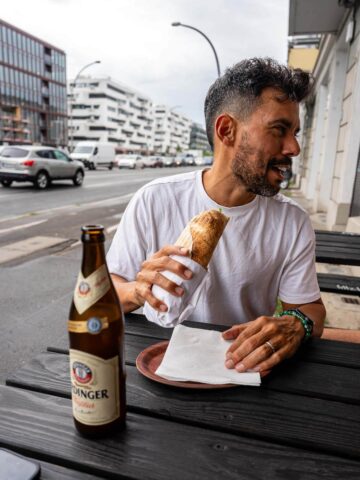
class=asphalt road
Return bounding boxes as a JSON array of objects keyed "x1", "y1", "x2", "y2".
[{"x1": 0, "y1": 165, "x2": 201, "y2": 384}]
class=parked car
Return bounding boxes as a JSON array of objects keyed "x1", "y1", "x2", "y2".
[
  {"x1": 195, "y1": 157, "x2": 206, "y2": 166},
  {"x1": 70, "y1": 141, "x2": 115, "y2": 170},
  {"x1": 143, "y1": 156, "x2": 163, "y2": 168},
  {"x1": 117, "y1": 154, "x2": 144, "y2": 169},
  {"x1": 174, "y1": 155, "x2": 187, "y2": 167},
  {"x1": 163, "y1": 156, "x2": 175, "y2": 167},
  {"x1": 0, "y1": 146, "x2": 85, "y2": 189},
  {"x1": 204, "y1": 156, "x2": 213, "y2": 165},
  {"x1": 184, "y1": 155, "x2": 195, "y2": 166}
]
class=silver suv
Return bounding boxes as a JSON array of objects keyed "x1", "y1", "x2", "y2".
[{"x1": 0, "y1": 146, "x2": 85, "y2": 189}]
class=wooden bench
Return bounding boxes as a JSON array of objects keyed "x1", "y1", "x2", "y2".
[{"x1": 315, "y1": 230, "x2": 360, "y2": 296}]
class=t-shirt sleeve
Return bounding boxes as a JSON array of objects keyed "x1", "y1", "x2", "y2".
[
  {"x1": 278, "y1": 216, "x2": 321, "y2": 305},
  {"x1": 106, "y1": 189, "x2": 148, "y2": 281}
]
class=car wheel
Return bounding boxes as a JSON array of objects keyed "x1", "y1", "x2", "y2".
[
  {"x1": 35, "y1": 171, "x2": 50, "y2": 190},
  {"x1": 1, "y1": 180, "x2": 12, "y2": 187},
  {"x1": 73, "y1": 169, "x2": 84, "y2": 186},
  {"x1": 89, "y1": 162, "x2": 96, "y2": 170},
  {"x1": 108, "y1": 163, "x2": 113, "y2": 170}
]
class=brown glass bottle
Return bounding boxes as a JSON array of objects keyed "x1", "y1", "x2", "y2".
[{"x1": 68, "y1": 225, "x2": 126, "y2": 437}]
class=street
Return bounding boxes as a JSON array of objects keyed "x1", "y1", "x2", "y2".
[{"x1": 0, "y1": 166, "x2": 201, "y2": 384}]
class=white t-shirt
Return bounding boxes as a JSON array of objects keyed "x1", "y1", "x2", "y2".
[{"x1": 107, "y1": 170, "x2": 320, "y2": 326}]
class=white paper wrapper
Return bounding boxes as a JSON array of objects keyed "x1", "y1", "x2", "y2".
[
  {"x1": 143, "y1": 255, "x2": 207, "y2": 328},
  {"x1": 156, "y1": 325, "x2": 261, "y2": 386}
]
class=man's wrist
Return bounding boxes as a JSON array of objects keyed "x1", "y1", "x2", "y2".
[{"x1": 280, "y1": 309, "x2": 314, "y2": 342}]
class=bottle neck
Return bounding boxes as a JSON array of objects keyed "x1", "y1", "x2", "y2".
[{"x1": 81, "y1": 241, "x2": 106, "y2": 278}]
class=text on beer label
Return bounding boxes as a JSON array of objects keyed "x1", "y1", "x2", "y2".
[{"x1": 69, "y1": 349, "x2": 120, "y2": 426}]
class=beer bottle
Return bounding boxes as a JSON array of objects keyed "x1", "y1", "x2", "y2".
[{"x1": 68, "y1": 225, "x2": 126, "y2": 437}]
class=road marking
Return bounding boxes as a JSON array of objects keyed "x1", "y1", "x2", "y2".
[
  {"x1": 0, "y1": 192, "x2": 136, "y2": 224},
  {"x1": 84, "y1": 177, "x2": 157, "y2": 189},
  {"x1": 0, "y1": 219, "x2": 48, "y2": 235},
  {"x1": 0, "y1": 236, "x2": 68, "y2": 264}
]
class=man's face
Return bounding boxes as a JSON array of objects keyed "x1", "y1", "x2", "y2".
[{"x1": 231, "y1": 88, "x2": 300, "y2": 197}]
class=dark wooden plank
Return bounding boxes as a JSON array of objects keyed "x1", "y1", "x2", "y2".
[
  {"x1": 317, "y1": 273, "x2": 360, "y2": 295},
  {"x1": 6, "y1": 353, "x2": 360, "y2": 460},
  {"x1": 1, "y1": 385, "x2": 359, "y2": 479},
  {"x1": 263, "y1": 358, "x2": 360, "y2": 404},
  {"x1": 315, "y1": 246, "x2": 360, "y2": 266},
  {"x1": 315, "y1": 230, "x2": 360, "y2": 240},
  {"x1": 44, "y1": 339, "x2": 360, "y2": 404},
  {"x1": 49, "y1": 317, "x2": 360, "y2": 371},
  {"x1": 299, "y1": 337, "x2": 360, "y2": 369}
]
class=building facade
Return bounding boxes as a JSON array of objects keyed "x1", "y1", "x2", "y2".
[
  {"x1": 152, "y1": 105, "x2": 191, "y2": 154},
  {"x1": 289, "y1": 0, "x2": 360, "y2": 233},
  {"x1": 68, "y1": 76, "x2": 154, "y2": 153},
  {"x1": 189, "y1": 122, "x2": 210, "y2": 152},
  {"x1": 0, "y1": 19, "x2": 67, "y2": 147}
]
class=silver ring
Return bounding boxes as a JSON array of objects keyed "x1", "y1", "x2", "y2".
[{"x1": 265, "y1": 340, "x2": 276, "y2": 354}]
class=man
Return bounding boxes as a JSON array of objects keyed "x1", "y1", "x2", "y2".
[{"x1": 107, "y1": 58, "x2": 326, "y2": 374}]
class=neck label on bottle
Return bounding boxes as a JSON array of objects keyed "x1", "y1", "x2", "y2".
[
  {"x1": 74, "y1": 264, "x2": 110, "y2": 314},
  {"x1": 70, "y1": 349, "x2": 120, "y2": 426}
]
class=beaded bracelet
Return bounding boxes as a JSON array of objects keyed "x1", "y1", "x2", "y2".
[{"x1": 280, "y1": 309, "x2": 314, "y2": 342}]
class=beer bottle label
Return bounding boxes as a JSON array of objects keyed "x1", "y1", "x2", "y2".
[
  {"x1": 69, "y1": 349, "x2": 120, "y2": 426},
  {"x1": 73, "y1": 264, "x2": 110, "y2": 314}
]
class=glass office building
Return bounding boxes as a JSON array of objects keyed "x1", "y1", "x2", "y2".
[{"x1": 0, "y1": 19, "x2": 67, "y2": 146}]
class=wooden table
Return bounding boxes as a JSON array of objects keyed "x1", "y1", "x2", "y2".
[{"x1": 1, "y1": 313, "x2": 360, "y2": 479}]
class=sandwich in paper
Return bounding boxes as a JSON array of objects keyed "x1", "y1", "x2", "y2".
[
  {"x1": 143, "y1": 209, "x2": 229, "y2": 327},
  {"x1": 175, "y1": 209, "x2": 229, "y2": 268}
]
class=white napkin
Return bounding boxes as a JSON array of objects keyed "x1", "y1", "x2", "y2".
[
  {"x1": 156, "y1": 325, "x2": 261, "y2": 386},
  {"x1": 143, "y1": 255, "x2": 207, "y2": 328}
]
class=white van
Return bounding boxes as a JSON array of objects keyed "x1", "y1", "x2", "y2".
[{"x1": 70, "y1": 142, "x2": 115, "y2": 170}]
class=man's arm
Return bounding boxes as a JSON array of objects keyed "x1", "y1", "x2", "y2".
[
  {"x1": 222, "y1": 298, "x2": 326, "y2": 374},
  {"x1": 110, "y1": 245, "x2": 193, "y2": 314}
]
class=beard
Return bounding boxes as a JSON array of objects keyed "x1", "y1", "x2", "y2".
[{"x1": 231, "y1": 134, "x2": 291, "y2": 197}]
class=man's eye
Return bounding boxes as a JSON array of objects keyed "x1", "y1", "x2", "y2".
[{"x1": 274, "y1": 126, "x2": 286, "y2": 136}]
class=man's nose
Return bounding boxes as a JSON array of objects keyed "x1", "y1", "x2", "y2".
[{"x1": 282, "y1": 135, "x2": 300, "y2": 157}]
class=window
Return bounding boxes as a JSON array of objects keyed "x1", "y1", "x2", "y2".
[
  {"x1": 36, "y1": 149, "x2": 55, "y2": 159},
  {"x1": 53, "y1": 150, "x2": 69, "y2": 161},
  {"x1": 1, "y1": 147, "x2": 28, "y2": 158}
]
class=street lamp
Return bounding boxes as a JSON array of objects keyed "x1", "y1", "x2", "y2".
[
  {"x1": 69, "y1": 60, "x2": 101, "y2": 152},
  {"x1": 171, "y1": 22, "x2": 220, "y2": 78}
]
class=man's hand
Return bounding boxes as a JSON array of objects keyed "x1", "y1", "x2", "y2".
[
  {"x1": 222, "y1": 315, "x2": 305, "y2": 374},
  {"x1": 134, "y1": 245, "x2": 193, "y2": 312}
]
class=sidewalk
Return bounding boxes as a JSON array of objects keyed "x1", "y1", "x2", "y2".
[{"x1": 289, "y1": 188, "x2": 360, "y2": 330}]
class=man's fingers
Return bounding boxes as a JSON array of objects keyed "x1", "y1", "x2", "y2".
[
  {"x1": 222, "y1": 321, "x2": 255, "y2": 340},
  {"x1": 142, "y1": 254, "x2": 193, "y2": 281},
  {"x1": 135, "y1": 283, "x2": 168, "y2": 312},
  {"x1": 222, "y1": 325, "x2": 244, "y2": 340},
  {"x1": 151, "y1": 244, "x2": 189, "y2": 260},
  {"x1": 137, "y1": 269, "x2": 185, "y2": 297}
]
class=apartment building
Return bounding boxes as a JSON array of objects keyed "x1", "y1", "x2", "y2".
[
  {"x1": 152, "y1": 105, "x2": 191, "y2": 154},
  {"x1": 190, "y1": 122, "x2": 210, "y2": 152},
  {"x1": 0, "y1": 18, "x2": 67, "y2": 146},
  {"x1": 68, "y1": 76, "x2": 154, "y2": 153},
  {"x1": 289, "y1": 0, "x2": 360, "y2": 233}
]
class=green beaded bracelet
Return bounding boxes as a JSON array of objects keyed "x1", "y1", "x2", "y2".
[{"x1": 280, "y1": 309, "x2": 314, "y2": 342}]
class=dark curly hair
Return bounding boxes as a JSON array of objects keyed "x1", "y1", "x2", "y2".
[{"x1": 204, "y1": 57, "x2": 313, "y2": 149}]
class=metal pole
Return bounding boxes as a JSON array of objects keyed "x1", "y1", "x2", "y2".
[
  {"x1": 171, "y1": 22, "x2": 221, "y2": 77},
  {"x1": 69, "y1": 60, "x2": 101, "y2": 152}
]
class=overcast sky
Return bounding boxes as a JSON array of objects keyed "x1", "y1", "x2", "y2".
[{"x1": 1, "y1": 0, "x2": 290, "y2": 126}]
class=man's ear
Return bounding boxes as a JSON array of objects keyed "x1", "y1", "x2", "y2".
[{"x1": 215, "y1": 114, "x2": 237, "y2": 147}]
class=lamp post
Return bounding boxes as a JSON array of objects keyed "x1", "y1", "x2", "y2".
[
  {"x1": 171, "y1": 22, "x2": 220, "y2": 78},
  {"x1": 69, "y1": 60, "x2": 101, "y2": 152}
]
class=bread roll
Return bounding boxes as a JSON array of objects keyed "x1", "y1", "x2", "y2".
[{"x1": 175, "y1": 209, "x2": 229, "y2": 269}]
